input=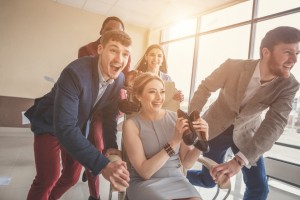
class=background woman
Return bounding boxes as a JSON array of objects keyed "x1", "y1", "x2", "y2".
[{"x1": 135, "y1": 44, "x2": 184, "y2": 104}]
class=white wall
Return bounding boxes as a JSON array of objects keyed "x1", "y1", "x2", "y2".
[{"x1": 0, "y1": 0, "x2": 149, "y2": 98}]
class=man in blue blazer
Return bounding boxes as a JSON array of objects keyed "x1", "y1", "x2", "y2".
[
  {"x1": 25, "y1": 30, "x2": 131, "y2": 200},
  {"x1": 187, "y1": 26, "x2": 300, "y2": 200},
  {"x1": 78, "y1": 16, "x2": 131, "y2": 200}
]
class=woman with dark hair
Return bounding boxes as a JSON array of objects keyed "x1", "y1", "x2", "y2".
[{"x1": 135, "y1": 44, "x2": 184, "y2": 104}]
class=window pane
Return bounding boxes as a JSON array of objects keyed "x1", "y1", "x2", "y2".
[
  {"x1": 162, "y1": 18, "x2": 197, "y2": 41},
  {"x1": 257, "y1": 0, "x2": 300, "y2": 17},
  {"x1": 160, "y1": 1, "x2": 300, "y2": 196},
  {"x1": 253, "y1": 13, "x2": 300, "y2": 59},
  {"x1": 163, "y1": 38, "x2": 195, "y2": 111},
  {"x1": 200, "y1": 1, "x2": 252, "y2": 32},
  {"x1": 265, "y1": 144, "x2": 300, "y2": 165},
  {"x1": 194, "y1": 25, "x2": 250, "y2": 113}
]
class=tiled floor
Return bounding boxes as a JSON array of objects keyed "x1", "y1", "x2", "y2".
[{"x1": 0, "y1": 127, "x2": 299, "y2": 200}]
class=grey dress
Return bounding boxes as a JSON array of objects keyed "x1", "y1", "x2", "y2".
[{"x1": 126, "y1": 110, "x2": 201, "y2": 200}]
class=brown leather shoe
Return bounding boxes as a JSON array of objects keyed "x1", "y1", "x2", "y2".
[
  {"x1": 177, "y1": 109, "x2": 209, "y2": 152},
  {"x1": 177, "y1": 109, "x2": 197, "y2": 145}
]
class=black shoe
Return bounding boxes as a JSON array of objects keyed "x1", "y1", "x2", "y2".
[
  {"x1": 88, "y1": 196, "x2": 100, "y2": 200},
  {"x1": 82, "y1": 171, "x2": 87, "y2": 182}
]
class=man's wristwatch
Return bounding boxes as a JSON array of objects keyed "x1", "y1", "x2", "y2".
[{"x1": 233, "y1": 156, "x2": 244, "y2": 167}]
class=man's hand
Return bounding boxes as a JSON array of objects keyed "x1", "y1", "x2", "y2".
[
  {"x1": 105, "y1": 148, "x2": 122, "y2": 158},
  {"x1": 101, "y1": 160, "x2": 130, "y2": 191},
  {"x1": 209, "y1": 158, "x2": 242, "y2": 186}
]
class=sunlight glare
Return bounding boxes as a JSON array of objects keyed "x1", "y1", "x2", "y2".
[{"x1": 167, "y1": 18, "x2": 196, "y2": 40}]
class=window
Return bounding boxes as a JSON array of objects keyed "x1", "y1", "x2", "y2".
[
  {"x1": 163, "y1": 38, "x2": 195, "y2": 111},
  {"x1": 257, "y1": 0, "x2": 300, "y2": 17},
  {"x1": 160, "y1": 0, "x2": 300, "y2": 197},
  {"x1": 253, "y1": 13, "x2": 300, "y2": 59},
  {"x1": 195, "y1": 25, "x2": 250, "y2": 113},
  {"x1": 162, "y1": 18, "x2": 197, "y2": 42},
  {"x1": 200, "y1": 0, "x2": 252, "y2": 32},
  {"x1": 196, "y1": 25, "x2": 250, "y2": 84}
]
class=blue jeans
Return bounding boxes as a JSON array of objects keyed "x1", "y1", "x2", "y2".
[{"x1": 187, "y1": 125, "x2": 269, "y2": 200}]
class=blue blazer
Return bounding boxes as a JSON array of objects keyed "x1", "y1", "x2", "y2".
[{"x1": 25, "y1": 56, "x2": 124, "y2": 175}]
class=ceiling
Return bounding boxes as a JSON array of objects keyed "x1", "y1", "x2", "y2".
[{"x1": 51, "y1": 0, "x2": 243, "y2": 29}]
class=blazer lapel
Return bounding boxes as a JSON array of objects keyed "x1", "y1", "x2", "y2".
[
  {"x1": 95, "y1": 83, "x2": 114, "y2": 108},
  {"x1": 245, "y1": 76, "x2": 279, "y2": 107},
  {"x1": 91, "y1": 56, "x2": 100, "y2": 111}
]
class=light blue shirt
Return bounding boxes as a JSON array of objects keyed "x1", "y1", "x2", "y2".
[{"x1": 93, "y1": 66, "x2": 114, "y2": 107}]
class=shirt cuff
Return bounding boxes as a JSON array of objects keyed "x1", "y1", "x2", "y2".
[{"x1": 236, "y1": 151, "x2": 250, "y2": 168}]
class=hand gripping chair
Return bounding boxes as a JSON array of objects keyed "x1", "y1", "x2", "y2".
[
  {"x1": 107, "y1": 155, "x2": 231, "y2": 200},
  {"x1": 107, "y1": 154, "x2": 127, "y2": 200},
  {"x1": 197, "y1": 156, "x2": 231, "y2": 200}
]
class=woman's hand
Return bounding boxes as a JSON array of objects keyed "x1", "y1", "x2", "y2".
[
  {"x1": 178, "y1": 116, "x2": 207, "y2": 169},
  {"x1": 171, "y1": 117, "x2": 189, "y2": 146},
  {"x1": 173, "y1": 90, "x2": 184, "y2": 102},
  {"x1": 192, "y1": 118, "x2": 209, "y2": 140}
]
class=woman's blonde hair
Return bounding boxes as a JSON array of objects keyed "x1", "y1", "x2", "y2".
[{"x1": 132, "y1": 72, "x2": 165, "y2": 102}]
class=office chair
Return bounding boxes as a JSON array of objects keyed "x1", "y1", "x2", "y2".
[{"x1": 107, "y1": 154, "x2": 231, "y2": 200}]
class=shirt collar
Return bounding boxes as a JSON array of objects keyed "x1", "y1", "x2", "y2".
[
  {"x1": 98, "y1": 65, "x2": 114, "y2": 86},
  {"x1": 256, "y1": 61, "x2": 278, "y2": 86},
  {"x1": 253, "y1": 62, "x2": 260, "y2": 79}
]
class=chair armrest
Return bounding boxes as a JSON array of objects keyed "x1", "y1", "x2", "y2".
[
  {"x1": 108, "y1": 155, "x2": 126, "y2": 192},
  {"x1": 197, "y1": 156, "x2": 231, "y2": 189}
]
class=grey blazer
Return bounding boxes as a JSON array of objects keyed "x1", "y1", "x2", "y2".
[{"x1": 189, "y1": 59, "x2": 299, "y2": 165}]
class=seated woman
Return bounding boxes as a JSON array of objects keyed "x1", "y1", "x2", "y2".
[{"x1": 122, "y1": 72, "x2": 208, "y2": 200}]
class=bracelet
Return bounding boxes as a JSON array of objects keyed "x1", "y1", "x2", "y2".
[
  {"x1": 234, "y1": 157, "x2": 244, "y2": 167},
  {"x1": 163, "y1": 143, "x2": 175, "y2": 157}
]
